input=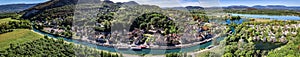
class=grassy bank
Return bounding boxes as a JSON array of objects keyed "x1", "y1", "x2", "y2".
[
  {"x1": 0, "y1": 29, "x2": 43, "y2": 50},
  {"x1": 0, "y1": 18, "x2": 19, "y2": 24},
  {"x1": 249, "y1": 18, "x2": 272, "y2": 22}
]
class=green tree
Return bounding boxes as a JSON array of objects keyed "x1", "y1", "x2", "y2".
[{"x1": 223, "y1": 53, "x2": 234, "y2": 57}]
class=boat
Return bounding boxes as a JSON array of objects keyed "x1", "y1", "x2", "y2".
[
  {"x1": 131, "y1": 47, "x2": 142, "y2": 51},
  {"x1": 206, "y1": 45, "x2": 214, "y2": 49},
  {"x1": 140, "y1": 45, "x2": 148, "y2": 49},
  {"x1": 131, "y1": 45, "x2": 142, "y2": 51}
]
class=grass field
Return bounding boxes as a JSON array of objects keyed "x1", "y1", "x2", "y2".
[
  {"x1": 0, "y1": 29, "x2": 43, "y2": 50},
  {"x1": 249, "y1": 18, "x2": 272, "y2": 22},
  {"x1": 0, "y1": 18, "x2": 19, "y2": 24}
]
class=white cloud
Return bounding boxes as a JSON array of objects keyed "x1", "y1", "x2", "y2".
[
  {"x1": 181, "y1": 2, "x2": 200, "y2": 7},
  {"x1": 198, "y1": 0, "x2": 222, "y2": 7}
]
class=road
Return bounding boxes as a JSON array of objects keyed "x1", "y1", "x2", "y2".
[{"x1": 186, "y1": 34, "x2": 222, "y2": 57}]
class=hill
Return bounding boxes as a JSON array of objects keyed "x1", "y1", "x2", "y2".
[
  {"x1": 0, "y1": 4, "x2": 36, "y2": 13},
  {"x1": 19, "y1": 0, "x2": 194, "y2": 46},
  {"x1": 21, "y1": 0, "x2": 78, "y2": 19},
  {"x1": 165, "y1": 6, "x2": 204, "y2": 10}
]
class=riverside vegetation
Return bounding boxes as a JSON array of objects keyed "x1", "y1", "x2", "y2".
[
  {"x1": 0, "y1": 36, "x2": 121, "y2": 57},
  {"x1": 0, "y1": 13, "x2": 120, "y2": 57}
]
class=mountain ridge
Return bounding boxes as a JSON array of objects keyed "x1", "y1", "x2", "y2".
[
  {"x1": 0, "y1": 4, "x2": 36, "y2": 13},
  {"x1": 21, "y1": 0, "x2": 78, "y2": 19}
]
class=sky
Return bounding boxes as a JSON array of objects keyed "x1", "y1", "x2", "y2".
[
  {"x1": 0, "y1": 0, "x2": 300, "y2": 7},
  {"x1": 0, "y1": 0, "x2": 49, "y2": 5}
]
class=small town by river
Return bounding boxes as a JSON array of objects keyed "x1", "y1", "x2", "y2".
[{"x1": 32, "y1": 13, "x2": 300, "y2": 55}]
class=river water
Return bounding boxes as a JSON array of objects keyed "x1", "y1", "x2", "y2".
[
  {"x1": 32, "y1": 14, "x2": 298, "y2": 55},
  {"x1": 33, "y1": 28, "x2": 224, "y2": 55},
  {"x1": 231, "y1": 14, "x2": 300, "y2": 20}
]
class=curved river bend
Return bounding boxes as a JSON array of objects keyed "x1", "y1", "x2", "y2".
[
  {"x1": 32, "y1": 14, "x2": 299, "y2": 54},
  {"x1": 33, "y1": 28, "x2": 224, "y2": 55}
]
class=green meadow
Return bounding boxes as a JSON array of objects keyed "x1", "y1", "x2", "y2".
[
  {"x1": 0, "y1": 18, "x2": 18, "y2": 24},
  {"x1": 0, "y1": 29, "x2": 43, "y2": 50}
]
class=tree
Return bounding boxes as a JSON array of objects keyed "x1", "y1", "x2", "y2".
[
  {"x1": 230, "y1": 16, "x2": 241, "y2": 20},
  {"x1": 130, "y1": 12, "x2": 178, "y2": 34},
  {"x1": 223, "y1": 53, "x2": 234, "y2": 57},
  {"x1": 1, "y1": 37, "x2": 120, "y2": 57}
]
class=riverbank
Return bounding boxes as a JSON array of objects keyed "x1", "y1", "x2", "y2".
[
  {"x1": 0, "y1": 29, "x2": 43, "y2": 50},
  {"x1": 73, "y1": 32, "x2": 222, "y2": 50},
  {"x1": 32, "y1": 27, "x2": 225, "y2": 54},
  {"x1": 248, "y1": 18, "x2": 272, "y2": 22},
  {"x1": 31, "y1": 29, "x2": 122, "y2": 56},
  {"x1": 187, "y1": 45, "x2": 218, "y2": 57}
]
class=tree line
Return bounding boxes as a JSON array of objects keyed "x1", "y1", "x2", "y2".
[
  {"x1": 165, "y1": 53, "x2": 183, "y2": 57},
  {"x1": 130, "y1": 12, "x2": 178, "y2": 34},
  {"x1": 0, "y1": 13, "x2": 19, "y2": 19},
  {"x1": 0, "y1": 36, "x2": 121, "y2": 57},
  {"x1": 0, "y1": 20, "x2": 31, "y2": 34}
]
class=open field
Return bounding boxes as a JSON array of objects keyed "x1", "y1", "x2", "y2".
[
  {"x1": 0, "y1": 18, "x2": 18, "y2": 24},
  {"x1": 248, "y1": 18, "x2": 272, "y2": 22},
  {"x1": 253, "y1": 19, "x2": 272, "y2": 22},
  {"x1": 0, "y1": 29, "x2": 43, "y2": 50}
]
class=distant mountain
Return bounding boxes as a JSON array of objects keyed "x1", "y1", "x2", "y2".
[
  {"x1": 287, "y1": 7, "x2": 300, "y2": 11},
  {"x1": 25, "y1": 0, "x2": 78, "y2": 10},
  {"x1": 219, "y1": 5, "x2": 300, "y2": 11},
  {"x1": 122, "y1": 1, "x2": 139, "y2": 6},
  {"x1": 185, "y1": 6, "x2": 204, "y2": 10},
  {"x1": 21, "y1": 0, "x2": 78, "y2": 19},
  {"x1": 165, "y1": 6, "x2": 204, "y2": 10},
  {"x1": 252, "y1": 5, "x2": 265, "y2": 9},
  {"x1": 253, "y1": 5, "x2": 286, "y2": 9},
  {"x1": 225, "y1": 5, "x2": 250, "y2": 9},
  {"x1": 0, "y1": 4, "x2": 36, "y2": 13},
  {"x1": 252, "y1": 5, "x2": 300, "y2": 10},
  {"x1": 266, "y1": 5, "x2": 286, "y2": 7}
]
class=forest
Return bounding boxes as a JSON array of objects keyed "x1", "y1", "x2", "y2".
[
  {"x1": 0, "y1": 19, "x2": 31, "y2": 34},
  {"x1": 0, "y1": 36, "x2": 121, "y2": 57},
  {"x1": 165, "y1": 53, "x2": 183, "y2": 57},
  {"x1": 130, "y1": 12, "x2": 178, "y2": 34},
  {"x1": 0, "y1": 13, "x2": 20, "y2": 19}
]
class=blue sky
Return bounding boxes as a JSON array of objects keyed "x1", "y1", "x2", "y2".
[
  {"x1": 0, "y1": 0, "x2": 48, "y2": 5},
  {"x1": 1, "y1": 0, "x2": 299, "y2": 7}
]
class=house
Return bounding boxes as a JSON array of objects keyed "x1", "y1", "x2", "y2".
[
  {"x1": 280, "y1": 36, "x2": 287, "y2": 43},
  {"x1": 263, "y1": 37, "x2": 267, "y2": 42},
  {"x1": 269, "y1": 36, "x2": 276, "y2": 43}
]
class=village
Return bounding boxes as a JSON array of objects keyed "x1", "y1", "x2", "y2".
[{"x1": 245, "y1": 23, "x2": 300, "y2": 43}]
